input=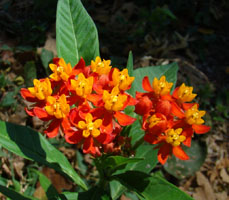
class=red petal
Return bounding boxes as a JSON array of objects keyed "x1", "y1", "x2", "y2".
[
  {"x1": 171, "y1": 102, "x2": 185, "y2": 118},
  {"x1": 61, "y1": 117, "x2": 71, "y2": 133},
  {"x1": 172, "y1": 146, "x2": 189, "y2": 160},
  {"x1": 87, "y1": 94, "x2": 102, "y2": 106},
  {"x1": 83, "y1": 137, "x2": 96, "y2": 155},
  {"x1": 25, "y1": 107, "x2": 35, "y2": 116},
  {"x1": 65, "y1": 130, "x2": 83, "y2": 144},
  {"x1": 142, "y1": 76, "x2": 153, "y2": 92},
  {"x1": 72, "y1": 57, "x2": 85, "y2": 75},
  {"x1": 155, "y1": 100, "x2": 171, "y2": 117},
  {"x1": 101, "y1": 112, "x2": 113, "y2": 134},
  {"x1": 182, "y1": 103, "x2": 195, "y2": 110},
  {"x1": 20, "y1": 88, "x2": 37, "y2": 102},
  {"x1": 135, "y1": 95, "x2": 152, "y2": 116},
  {"x1": 182, "y1": 128, "x2": 194, "y2": 147},
  {"x1": 157, "y1": 143, "x2": 171, "y2": 165},
  {"x1": 114, "y1": 111, "x2": 136, "y2": 126},
  {"x1": 44, "y1": 119, "x2": 61, "y2": 138},
  {"x1": 192, "y1": 124, "x2": 211, "y2": 134},
  {"x1": 172, "y1": 87, "x2": 179, "y2": 99},
  {"x1": 33, "y1": 107, "x2": 53, "y2": 121}
]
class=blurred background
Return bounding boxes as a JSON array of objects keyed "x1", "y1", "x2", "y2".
[{"x1": 0, "y1": 0, "x2": 228, "y2": 199}]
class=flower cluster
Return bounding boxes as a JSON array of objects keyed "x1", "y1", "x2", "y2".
[
  {"x1": 21, "y1": 57, "x2": 136, "y2": 156},
  {"x1": 135, "y1": 76, "x2": 210, "y2": 164}
]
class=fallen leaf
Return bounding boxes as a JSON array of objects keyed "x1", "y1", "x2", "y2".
[{"x1": 220, "y1": 168, "x2": 229, "y2": 183}]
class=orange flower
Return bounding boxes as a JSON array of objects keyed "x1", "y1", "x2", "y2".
[
  {"x1": 91, "y1": 56, "x2": 112, "y2": 75},
  {"x1": 111, "y1": 68, "x2": 135, "y2": 91},
  {"x1": 144, "y1": 128, "x2": 189, "y2": 164},
  {"x1": 173, "y1": 83, "x2": 197, "y2": 103},
  {"x1": 49, "y1": 58, "x2": 72, "y2": 81}
]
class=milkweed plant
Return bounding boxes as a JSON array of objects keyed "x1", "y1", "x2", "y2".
[{"x1": 0, "y1": 0, "x2": 210, "y2": 199}]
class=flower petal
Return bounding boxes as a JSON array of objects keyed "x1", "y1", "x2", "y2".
[
  {"x1": 33, "y1": 107, "x2": 52, "y2": 121},
  {"x1": 171, "y1": 102, "x2": 185, "y2": 118},
  {"x1": 83, "y1": 137, "x2": 96, "y2": 155},
  {"x1": 65, "y1": 130, "x2": 83, "y2": 144},
  {"x1": 44, "y1": 119, "x2": 61, "y2": 138},
  {"x1": 114, "y1": 111, "x2": 136, "y2": 126},
  {"x1": 172, "y1": 146, "x2": 189, "y2": 160},
  {"x1": 157, "y1": 143, "x2": 171, "y2": 165},
  {"x1": 20, "y1": 88, "x2": 37, "y2": 102},
  {"x1": 192, "y1": 124, "x2": 211, "y2": 134},
  {"x1": 142, "y1": 76, "x2": 153, "y2": 92}
]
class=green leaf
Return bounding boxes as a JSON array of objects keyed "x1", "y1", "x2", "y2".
[
  {"x1": 164, "y1": 141, "x2": 207, "y2": 179},
  {"x1": 103, "y1": 156, "x2": 143, "y2": 172},
  {"x1": 0, "y1": 185, "x2": 37, "y2": 200},
  {"x1": 132, "y1": 63, "x2": 179, "y2": 95},
  {"x1": 24, "y1": 61, "x2": 37, "y2": 87},
  {"x1": 78, "y1": 186, "x2": 110, "y2": 200},
  {"x1": 0, "y1": 121, "x2": 87, "y2": 190},
  {"x1": 113, "y1": 171, "x2": 193, "y2": 200},
  {"x1": 30, "y1": 168, "x2": 59, "y2": 199},
  {"x1": 40, "y1": 48, "x2": 54, "y2": 75},
  {"x1": 110, "y1": 144, "x2": 158, "y2": 200},
  {"x1": 0, "y1": 91, "x2": 17, "y2": 108},
  {"x1": 58, "y1": 192, "x2": 78, "y2": 200},
  {"x1": 56, "y1": 0, "x2": 100, "y2": 66},
  {"x1": 126, "y1": 51, "x2": 134, "y2": 96}
]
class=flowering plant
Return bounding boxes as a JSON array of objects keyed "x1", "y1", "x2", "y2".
[{"x1": 0, "y1": 0, "x2": 210, "y2": 199}]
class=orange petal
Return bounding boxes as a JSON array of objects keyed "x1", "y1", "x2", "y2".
[
  {"x1": 142, "y1": 76, "x2": 153, "y2": 92},
  {"x1": 171, "y1": 102, "x2": 185, "y2": 118},
  {"x1": 135, "y1": 95, "x2": 152, "y2": 116},
  {"x1": 192, "y1": 124, "x2": 210, "y2": 134},
  {"x1": 114, "y1": 111, "x2": 136, "y2": 126},
  {"x1": 172, "y1": 87, "x2": 179, "y2": 99},
  {"x1": 172, "y1": 146, "x2": 189, "y2": 160}
]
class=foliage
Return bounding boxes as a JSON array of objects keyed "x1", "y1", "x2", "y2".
[{"x1": 0, "y1": 0, "x2": 212, "y2": 199}]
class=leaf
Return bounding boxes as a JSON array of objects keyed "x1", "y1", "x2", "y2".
[
  {"x1": 113, "y1": 171, "x2": 193, "y2": 200},
  {"x1": 24, "y1": 61, "x2": 37, "y2": 87},
  {"x1": 110, "y1": 144, "x2": 158, "y2": 199},
  {"x1": 132, "y1": 63, "x2": 179, "y2": 95},
  {"x1": 30, "y1": 168, "x2": 59, "y2": 199},
  {"x1": 164, "y1": 141, "x2": 207, "y2": 179},
  {"x1": 103, "y1": 156, "x2": 143, "y2": 173},
  {"x1": 40, "y1": 48, "x2": 54, "y2": 75},
  {"x1": 56, "y1": 0, "x2": 100, "y2": 66},
  {"x1": 126, "y1": 51, "x2": 134, "y2": 96},
  {"x1": 0, "y1": 121, "x2": 87, "y2": 190},
  {"x1": 0, "y1": 185, "x2": 37, "y2": 200},
  {"x1": 78, "y1": 186, "x2": 110, "y2": 200},
  {"x1": 0, "y1": 91, "x2": 17, "y2": 108}
]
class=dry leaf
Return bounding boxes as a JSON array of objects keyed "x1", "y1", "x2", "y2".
[
  {"x1": 196, "y1": 171, "x2": 216, "y2": 200},
  {"x1": 220, "y1": 168, "x2": 229, "y2": 183}
]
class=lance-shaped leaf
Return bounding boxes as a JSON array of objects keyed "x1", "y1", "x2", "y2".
[
  {"x1": 56, "y1": 0, "x2": 100, "y2": 66},
  {"x1": 0, "y1": 121, "x2": 87, "y2": 190},
  {"x1": 113, "y1": 171, "x2": 193, "y2": 200}
]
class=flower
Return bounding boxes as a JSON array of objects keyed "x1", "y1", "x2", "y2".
[
  {"x1": 91, "y1": 56, "x2": 111, "y2": 75},
  {"x1": 173, "y1": 83, "x2": 197, "y2": 103},
  {"x1": 49, "y1": 58, "x2": 72, "y2": 81},
  {"x1": 111, "y1": 68, "x2": 135, "y2": 91}
]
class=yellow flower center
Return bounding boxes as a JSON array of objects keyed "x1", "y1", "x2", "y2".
[
  {"x1": 49, "y1": 58, "x2": 72, "y2": 81},
  {"x1": 152, "y1": 76, "x2": 173, "y2": 96},
  {"x1": 45, "y1": 94, "x2": 70, "y2": 119},
  {"x1": 78, "y1": 113, "x2": 102, "y2": 138},
  {"x1": 165, "y1": 128, "x2": 186, "y2": 146},
  {"x1": 148, "y1": 115, "x2": 161, "y2": 128},
  {"x1": 185, "y1": 104, "x2": 206, "y2": 125},
  {"x1": 71, "y1": 73, "x2": 93, "y2": 98},
  {"x1": 28, "y1": 78, "x2": 52, "y2": 100},
  {"x1": 103, "y1": 86, "x2": 127, "y2": 111},
  {"x1": 91, "y1": 56, "x2": 112, "y2": 75},
  {"x1": 112, "y1": 68, "x2": 135, "y2": 91},
  {"x1": 177, "y1": 83, "x2": 197, "y2": 102}
]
